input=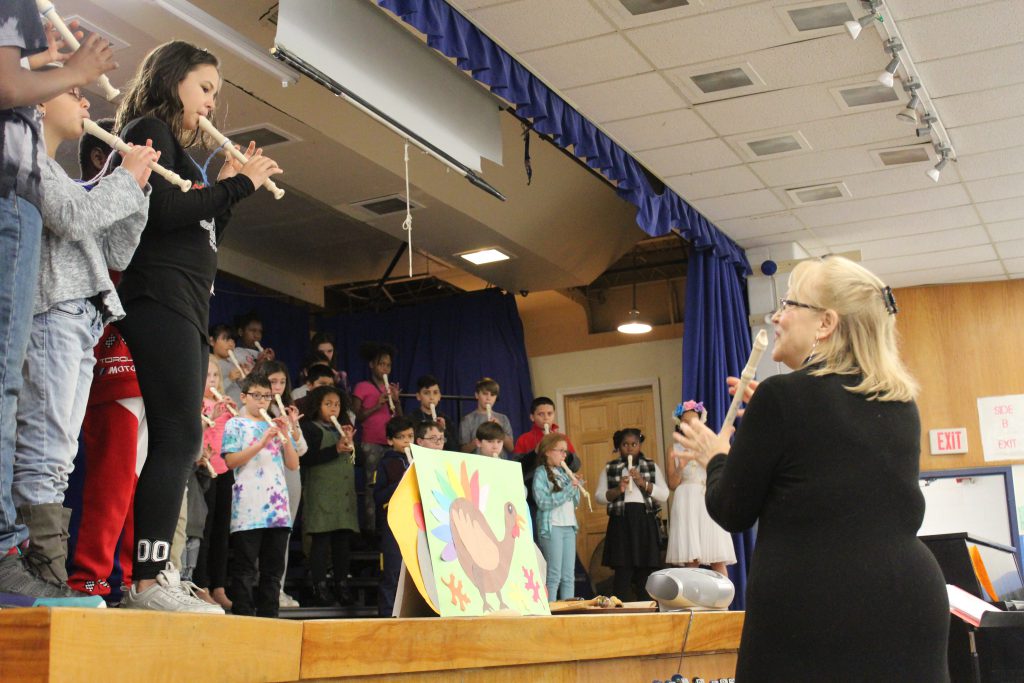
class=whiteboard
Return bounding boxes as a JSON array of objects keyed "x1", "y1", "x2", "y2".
[{"x1": 918, "y1": 471, "x2": 1015, "y2": 548}]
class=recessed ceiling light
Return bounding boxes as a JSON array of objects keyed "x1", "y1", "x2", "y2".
[
  {"x1": 459, "y1": 248, "x2": 511, "y2": 265},
  {"x1": 785, "y1": 182, "x2": 851, "y2": 205},
  {"x1": 747, "y1": 135, "x2": 804, "y2": 157},
  {"x1": 785, "y1": 3, "x2": 854, "y2": 32},
  {"x1": 619, "y1": 0, "x2": 690, "y2": 15}
]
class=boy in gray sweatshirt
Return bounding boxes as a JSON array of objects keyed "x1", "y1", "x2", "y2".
[{"x1": 12, "y1": 72, "x2": 158, "y2": 589}]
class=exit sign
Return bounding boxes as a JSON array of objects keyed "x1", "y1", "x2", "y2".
[{"x1": 929, "y1": 428, "x2": 968, "y2": 455}]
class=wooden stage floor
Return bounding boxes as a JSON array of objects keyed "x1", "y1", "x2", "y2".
[{"x1": 0, "y1": 608, "x2": 744, "y2": 682}]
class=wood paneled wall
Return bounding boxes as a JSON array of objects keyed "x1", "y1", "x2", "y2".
[{"x1": 895, "y1": 279, "x2": 1024, "y2": 473}]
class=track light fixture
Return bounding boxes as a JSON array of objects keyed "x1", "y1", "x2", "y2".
[
  {"x1": 927, "y1": 147, "x2": 950, "y2": 183},
  {"x1": 897, "y1": 79, "x2": 920, "y2": 124},
  {"x1": 878, "y1": 40, "x2": 902, "y2": 88},
  {"x1": 845, "y1": 1, "x2": 881, "y2": 40},
  {"x1": 916, "y1": 114, "x2": 936, "y2": 138}
]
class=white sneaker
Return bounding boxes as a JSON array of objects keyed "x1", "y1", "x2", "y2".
[
  {"x1": 279, "y1": 590, "x2": 300, "y2": 608},
  {"x1": 120, "y1": 564, "x2": 225, "y2": 614}
]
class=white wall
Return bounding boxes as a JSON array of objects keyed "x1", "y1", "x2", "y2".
[{"x1": 528, "y1": 337, "x2": 683, "y2": 459}]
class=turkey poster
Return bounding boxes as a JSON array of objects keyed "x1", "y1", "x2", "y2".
[{"x1": 409, "y1": 444, "x2": 551, "y2": 617}]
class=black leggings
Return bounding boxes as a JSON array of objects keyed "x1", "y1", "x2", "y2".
[
  {"x1": 116, "y1": 298, "x2": 206, "y2": 580},
  {"x1": 309, "y1": 529, "x2": 352, "y2": 585},
  {"x1": 194, "y1": 470, "x2": 233, "y2": 590}
]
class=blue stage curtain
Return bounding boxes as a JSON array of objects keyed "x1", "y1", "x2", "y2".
[
  {"x1": 208, "y1": 275, "x2": 311, "y2": 381},
  {"x1": 319, "y1": 288, "x2": 533, "y2": 435},
  {"x1": 376, "y1": 0, "x2": 748, "y2": 273},
  {"x1": 683, "y1": 247, "x2": 756, "y2": 610}
]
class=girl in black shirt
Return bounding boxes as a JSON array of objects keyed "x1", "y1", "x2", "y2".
[{"x1": 113, "y1": 40, "x2": 281, "y2": 613}]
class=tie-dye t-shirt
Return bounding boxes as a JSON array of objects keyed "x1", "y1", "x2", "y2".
[
  {"x1": 221, "y1": 417, "x2": 293, "y2": 533},
  {"x1": 0, "y1": 2, "x2": 48, "y2": 209}
]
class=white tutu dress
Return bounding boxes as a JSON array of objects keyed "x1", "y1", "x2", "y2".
[{"x1": 665, "y1": 450, "x2": 737, "y2": 566}]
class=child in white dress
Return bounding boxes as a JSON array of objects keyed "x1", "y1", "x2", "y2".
[{"x1": 665, "y1": 401, "x2": 736, "y2": 576}]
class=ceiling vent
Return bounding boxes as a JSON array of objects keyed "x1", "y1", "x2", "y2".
[
  {"x1": 736, "y1": 130, "x2": 812, "y2": 160},
  {"x1": 831, "y1": 82, "x2": 900, "y2": 111},
  {"x1": 351, "y1": 194, "x2": 424, "y2": 217},
  {"x1": 619, "y1": 0, "x2": 690, "y2": 15},
  {"x1": 223, "y1": 123, "x2": 299, "y2": 149},
  {"x1": 64, "y1": 16, "x2": 129, "y2": 51},
  {"x1": 870, "y1": 145, "x2": 934, "y2": 168},
  {"x1": 671, "y1": 62, "x2": 765, "y2": 101},
  {"x1": 786, "y1": 182, "x2": 851, "y2": 205},
  {"x1": 776, "y1": 1, "x2": 856, "y2": 35}
]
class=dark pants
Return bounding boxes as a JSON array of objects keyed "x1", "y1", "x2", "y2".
[
  {"x1": 194, "y1": 470, "x2": 233, "y2": 590},
  {"x1": 378, "y1": 524, "x2": 402, "y2": 617},
  {"x1": 612, "y1": 564, "x2": 656, "y2": 601},
  {"x1": 116, "y1": 299, "x2": 206, "y2": 580},
  {"x1": 228, "y1": 527, "x2": 289, "y2": 618},
  {"x1": 309, "y1": 529, "x2": 352, "y2": 586}
]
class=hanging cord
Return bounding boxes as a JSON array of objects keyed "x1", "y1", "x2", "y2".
[
  {"x1": 402, "y1": 141, "x2": 414, "y2": 278},
  {"x1": 188, "y1": 139, "x2": 232, "y2": 187},
  {"x1": 77, "y1": 149, "x2": 118, "y2": 187},
  {"x1": 674, "y1": 608, "x2": 695, "y2": 676},
  {"x1": 522, "y1": 122, "x2": 533, "y2": 185}
]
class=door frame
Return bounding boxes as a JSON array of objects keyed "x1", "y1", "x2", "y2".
[{"x1": 556, "y1": 377, "x2": 666, "y2": 470}]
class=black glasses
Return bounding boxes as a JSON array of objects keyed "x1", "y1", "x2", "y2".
[
  {"x1": 244, "y1": 392, "x2": 273, "y2": 401},
  {"x1": 775, "y1": 298, "x2": 825, "y2": 314},
  {"x1": 421, "y1": 436, "x2": 444, "y2": 444}
]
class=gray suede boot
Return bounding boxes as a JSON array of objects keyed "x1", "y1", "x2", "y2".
[{"x1": 17, "y1": 503, "x2": 70, "y2": 584}]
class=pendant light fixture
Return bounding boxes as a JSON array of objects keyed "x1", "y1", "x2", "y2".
[{"x1": 617, "y1": 253, "x2": 652, "y2": 334}]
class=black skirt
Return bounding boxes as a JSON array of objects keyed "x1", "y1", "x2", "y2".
[{"x1": 602, "y1": 503, "x2": 660, "y2": 568}]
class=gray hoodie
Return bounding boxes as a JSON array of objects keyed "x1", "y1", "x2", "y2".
[{"x1": 37, "y1": 155, "x2": 150, "y2": 323}]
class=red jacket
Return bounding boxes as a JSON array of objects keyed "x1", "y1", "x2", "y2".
[
  {"x1": 87, "y1": 324, "x2": 141, "y2": 406},
  {"x1": 514, "y1": 423, "x2": 576, "y2": 455}
]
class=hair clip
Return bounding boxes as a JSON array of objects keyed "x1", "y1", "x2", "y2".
[{"x1": 882, "y1": 286, "x2": 898, "y2": 315}]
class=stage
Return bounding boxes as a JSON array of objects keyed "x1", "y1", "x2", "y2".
[{"x1": 0, "y1": 608, "x2": 744, "y2": 682}]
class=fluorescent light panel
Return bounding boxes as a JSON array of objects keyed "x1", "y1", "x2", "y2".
[
  {"x1": 153, "y1": 0, "x2": 300, "y2": 86},
  {"x1": 459, "y1": 248, "x2": 511, "y2": 265}
]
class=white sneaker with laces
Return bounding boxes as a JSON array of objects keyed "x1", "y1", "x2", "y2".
[
  {"x1": 120, "y1": 564, "x2": 225, "y2": 614},
  {"x1": 279, "y1": 590, "x2": 300, "y2": 608}
]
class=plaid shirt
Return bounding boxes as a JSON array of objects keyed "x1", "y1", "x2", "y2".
[{"x1": 605, "y1": 455, "x2": 659, "y2": 516}]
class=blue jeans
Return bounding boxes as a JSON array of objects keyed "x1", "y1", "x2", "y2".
[
  {"x1": 0, "y1": 195, "x2": 43, "y2": 552},
  {"x1": 14, "y1": 298, "x2": 105, "y2": 510},
  {"x1": 539, "y1": 525, "x2": 576, "y2": 601}
]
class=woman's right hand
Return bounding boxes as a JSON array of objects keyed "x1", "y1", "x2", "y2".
[
  {"x1": 726, "y1": 376, "x2": 759, "y2": 418},
  {"x1": 239, "y1": 151, "x2": 282, "y2": 190},
  {"x1": 65, "y1": 32, "x2": 116, "y2": 85}
]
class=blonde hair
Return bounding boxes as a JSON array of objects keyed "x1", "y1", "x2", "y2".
[
  {"x1": 789, "y1": 256, "x2": 917, "y2": 401},
  {"x1": 207, "y1": 354, "x2": 224, "y2": 395}
]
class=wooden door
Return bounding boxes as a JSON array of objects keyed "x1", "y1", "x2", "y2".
[{"x1": 564, "y1": 386, "x2": 660, "y2": 585}]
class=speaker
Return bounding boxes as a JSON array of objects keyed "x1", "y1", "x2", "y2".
[{"x1": 645, "y1": 568, "x2": 734, "y2": 611}]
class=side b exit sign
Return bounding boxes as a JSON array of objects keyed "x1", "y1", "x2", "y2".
[{"x1": 929, "y1": 428, "x2": 968, "y2": 455}]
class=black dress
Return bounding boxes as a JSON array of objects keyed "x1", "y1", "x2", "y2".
[{"x1": 706, "y1": 369, "x2": 949, "y2": 682}]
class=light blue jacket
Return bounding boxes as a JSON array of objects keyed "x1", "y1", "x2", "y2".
[{"x1": 531, "y1": 465, "x2": 579, "y2": 540}]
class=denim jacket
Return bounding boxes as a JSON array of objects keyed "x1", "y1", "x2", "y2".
[{"x1": 531, "y1": 465, "x2": 579, "y2": 540}]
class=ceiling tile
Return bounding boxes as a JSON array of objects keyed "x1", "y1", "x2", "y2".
[
  {"x1": 637, "y1": 138, "x2": 742, "y2": 176},
  {"x1": 832, "y1": 163, "x2": 958, "y2": 199},
  {"x1": 986, "y1": 219, "x2": 1024, "y2": 242},
  {"x1": 935, "y1": 83, "x2": 1024, "y2": 129},
  {"x1": 977, "y1": 196, "x2": 1024, "y2": 223},
  {"x1": 793, "y1": 184, "x2": 970, "y2": 227},
  {"x1": 665, "y1": 165, "x2": 765, "y2": 200},
  {"x1": 956, "y1": 146, "x2": 1024, "y2": 181},
  {"x1": 692, "y1": 189, "x2": 786, "y2": 221},
  {"x1": 563, "y1": 72, "x2": 687, "y2": 122},
  {"x1": 626, "y1": 4, "x2": 799, "y2": 69},
  {"x1": 716, "y1": 212, "x2": 804, "y2": 240},
  {"x1": 448, "y1": 0, "x2": 512, "y2": 8},
  {"x1": 830, "y1": 225, "x2": 991, "y2": 260},
  {"x1": 694, "y1": 73, "x2": 904, "y2": 137},
  {"x1": 1002, "y1": 257, "x2": 1024, "y2": 273},
  {"x1": 750, "y1": 148, "x2": 876, "y2": 188},
  {"x1": 965, "y1": 173, "x2": 1024, "y2": 204},
  {"x1": 949, "y1": 116, "x2": 1024, "y2": 157},
  {"x1": 898, "y1": 0, "x2": 1023, "y2": 62},
  {"x1": 996, "y1": 240, "x2": 1024, "y2": 259},
  {"x1": 592, "y1": 0, "x2": 760, "y2": 29},
  {"x1": 602, "y1": 109, "x2": 715, "y2": 152},
  {"x1": 916, "y1": 43, "x2": 1024, "y2": 98},
  {"x1": 813, "y1": 205, "x2": 981, "y2": 243},
  {"x1": 862, "y1": 243, "x2": 998, "y2": 275},
  {"x1": 888, "y1": 0, "x2": 1001, "y2": 21},
  {"x1": 725, "y1": 110, "x2": 918, "y2": 157},
  {"x1": 468, "y1": 0, "x2": 614, "y2": 52},
  {"x1": 519, "y1": 33, "x2": 652, "y2": 90},
  {"x1": 737, "y1": 229, "x2": 820, "y2": 250},
  {"x1": 884, "y1": 261, "x2": 1006, "y2": 288}
]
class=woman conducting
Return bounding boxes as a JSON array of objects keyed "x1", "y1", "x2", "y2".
[{"x1": 678, "y1": 256, "x2": 949, "y2": 681}]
